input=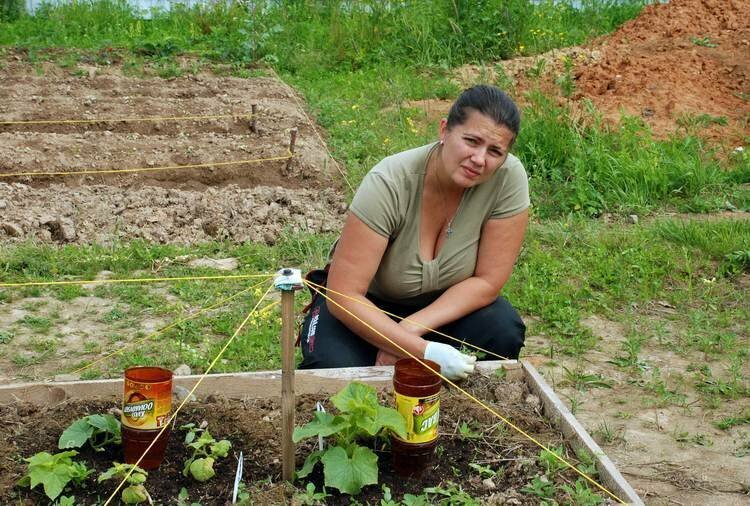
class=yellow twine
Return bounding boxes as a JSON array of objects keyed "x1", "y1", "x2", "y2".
[
  {"x1": 104, "y1": 280, "x2": 276, "y2": 506},
  {"x1": 304, "y1": 279, "x2": 509, "y2": 361},
  {"x1": 68, "y1": 279, "x2": 269, "y2": 376},
  {"x1": 0, "y1": 113, "x2": 253, "y2": 125},
  {"x1": 0, "y1": 273, "x2": 273, "y2": 288},
  {"x1": 306, "y1": 280, "x2": 625, "y2": 504},
  {"x1": 0, "y1": 153, "x2": 293, "y2": 179}
]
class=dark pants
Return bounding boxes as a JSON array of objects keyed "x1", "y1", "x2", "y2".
[{"x1": 298, "y1": 291, "x2": 526, "y2": 369}]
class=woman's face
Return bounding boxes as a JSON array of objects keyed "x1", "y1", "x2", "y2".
[{"x1": 438, "y1": 109, "x2": 515, "y2": 189}]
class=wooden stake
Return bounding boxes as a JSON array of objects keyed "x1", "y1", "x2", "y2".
[
  {"x1": 250, "y1": 104, "x2": 257, "y2": 133},
  {"x1": 280, "y1": 288, "x2": 295, "y2": 482},
  {"x1": 285, "y1": 127, "x2": 298, "y2": 171}
]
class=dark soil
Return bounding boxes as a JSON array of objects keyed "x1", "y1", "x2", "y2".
[{"x1": 0, "y1": 373, "x2": 608, "y2": 505}]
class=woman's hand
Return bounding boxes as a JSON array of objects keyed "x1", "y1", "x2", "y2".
[{"x1": 375, "y1": 349, "x2": 400, "y2": 366}]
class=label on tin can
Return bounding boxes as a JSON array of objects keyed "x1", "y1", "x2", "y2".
[
  {"x1": 394, "y1": 392, "x2": 440, "y2": 443},
  {"x1": 122, "y1": 378, "x2": 172, "y2": 430}
]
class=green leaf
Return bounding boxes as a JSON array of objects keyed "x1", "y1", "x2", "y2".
[
  {"x1": 293, "y1": 412, "x2": 349, "y2": 442},
  {"x1": 122, "y1": 484, "x2": 149, "y2": 504},
  {"x1": 296, "y1": 450, "x2": 323, "y2": 479},
  {"x1": 210, "y1": 439, "x2": 231, "y2": 458},
  {"x1": 357, "y1": 406, "x2": 407, "y2": 438},
  {"x1": 331, "y1": 382, "x2": 379, "y2": 417},
  {"x1": 189, "y1": 457, "x2": 215, "y2": 482},
  {"x1": 40, "y1": 466, "x2": 70, "y2": 501},
  {"x1": 86, "y1": 414, "x2": 109, "y2": 431},
  {"x1": 26, "y1": 451, "x2": 57, "y2": 467},
  {"x1": 98, "y1": 466, "x2": 119, "y2": 482},
  {"x1": 56, "y1": 496, "x2": 76, "y2": 506},
  {"x1": 321, "y1": 445, "x2": 378, "y2": 495},
  {"x1": 58, "y1": 419, "x2": 94, "y2": 449}
]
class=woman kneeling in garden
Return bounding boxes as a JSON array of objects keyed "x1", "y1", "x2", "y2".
[{"x1": 300, "y1": 85, "x2": 529, "y2": 380}]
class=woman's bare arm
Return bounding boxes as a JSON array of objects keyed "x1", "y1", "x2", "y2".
[{"x1": 326, "y1": 213, "x2": 429, "y2": 359}]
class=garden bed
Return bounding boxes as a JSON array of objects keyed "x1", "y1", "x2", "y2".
[{"x1": 0, "y1": 362, "x2": 641, "y2": 504}]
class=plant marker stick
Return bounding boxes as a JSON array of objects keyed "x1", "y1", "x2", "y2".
[
  {"x1": 232, "y1": 451, "x2": 243, "y2": 504},
  {"x1": 273, "y1": 268, "x2": 303, "y2": 482},
  {"x1": 315, "y1": 402, "x2": 326, "y2": 450},
  {"x1": 285, "y1": 127, "x2": 298, "y2": 171}
]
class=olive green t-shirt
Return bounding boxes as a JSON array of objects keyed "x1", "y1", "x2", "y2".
[{"x1": 349, "y1": 142, "x2": 530, "y2": 306}]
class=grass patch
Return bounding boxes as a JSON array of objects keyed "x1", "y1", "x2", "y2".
[
  {"x1": 653, "y1": 219, "x2": 750, "y2": 274},
  {"x1": 1, "y1": 0, "x2": 645, "y2": 69}
]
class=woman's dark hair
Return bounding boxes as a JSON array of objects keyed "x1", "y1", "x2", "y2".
[{"x1": 446, "y1": 85, "x2": 521, "y2": 138}]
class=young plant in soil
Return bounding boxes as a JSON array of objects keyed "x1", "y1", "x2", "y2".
[
  {"x1": 98, "y1": 462, "x2": 150, "y2": 504},
  {"x1": 17, "y1": 450, "x2": 93, "y2": 501},
  {"x1": 293, "y1": 382, "x2": 407, "y2": 495},
  {"x1": 58, "y1": 413, "x2": 121, "y2": 451},
  {"x1": 180, "y1": 421, "x2": 232, "y2": 482}
]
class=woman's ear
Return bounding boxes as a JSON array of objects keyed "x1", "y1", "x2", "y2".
[{"x1": 438, "y1": 118, "x2": 449, "y2": 143}]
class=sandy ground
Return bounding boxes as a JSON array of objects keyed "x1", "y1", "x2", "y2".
[{"x1": 525, "y1": 309, "x2": 750, "y2": 506}]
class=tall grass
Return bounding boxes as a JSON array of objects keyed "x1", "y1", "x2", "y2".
[
  {"x1": 516, "y1": 93, "x2": 750, "y2": 217},
  {"x1": 1, "y1": 0, "x2": 645, "y2": 68}
]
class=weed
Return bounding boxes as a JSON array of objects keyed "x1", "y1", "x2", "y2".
[
  {"x1": 522, "y1": 475, "x2": 555, "y2": 499},
  {"x1": 714, "y1": 410, "x2": 750, "y2": 430},
  {"x1": 690, "y1": 36, "x2": 717, "y2": 48},
  {"x1": 457, "y1": 421, "x2": 482, "y2": 440},
  {"x1": 593, "y1": 421, "x2": 621, "y2": 445},
  {"x1": 468, "y1": 462, "x2": 497, "y2": 479},
  {"x1": 554, "y1": 56, "x2": 575, "y2": 97},
  {"x1": 562, "y1": 478, "x2": 603, "y2": 505},
  {"x1": 673, "y1": 429, "x2": 714, "y2": 447},
  {"x1": 294, "y1": 483, "x2": 329, "y2": 505},
  {"x1": 0, "y1": 330, "x2": 14, "y2": 344},
  {"x1": 538, "y1": 445, "x2": 567, "y2": 475},
  {"x1": 20, "y1": 314, "x2": 53, "y2": 333},
  {"x1": 562, "y1": 367, "x2": 613, "y2": 391},
  {"x1": 423, "y1": 483, "x2": 479, "y2": 505}
]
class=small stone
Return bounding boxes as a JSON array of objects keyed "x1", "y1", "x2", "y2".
[
  {"x1": 202, "y1": 221, "x2": 219, "y2": 237},
  {"x1": 525, "y1": 394, "x2": 541, "y2": 409},
  {"x1": 0, "y1": 200, "x2": 7, "y2": 209},
  {"x1": 40, "y1": 217, "x2": 76, "y2": 242},
  {"x1": 627, "y1": 214, "x2": 639, "y2": 224},
  {"x1": 173, "y1": 364, "x2": 192, "y2": 376},
  {"x1": 482, "y1": 477, "x2": 496, "y2": 490},
  {"x1": 1, "y1": 222, "x2": 23, "y2": 237},
  {"x1": 187, "y1": 257, "x2": 238, "y2": 271},
  {"x1": 263, "y1": 231, "x2": 277, "y2": 245},
  {"x1": 173, "y1": 385, "x2": 196, "y2": 402}
]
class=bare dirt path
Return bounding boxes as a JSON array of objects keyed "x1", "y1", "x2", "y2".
[{"x1": 524, "y1": 307, "x2": 750, "y2": 506}]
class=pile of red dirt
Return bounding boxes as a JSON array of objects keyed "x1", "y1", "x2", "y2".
[{"x1": 576, "y1": 0, "x2": 749, "y2": 144}]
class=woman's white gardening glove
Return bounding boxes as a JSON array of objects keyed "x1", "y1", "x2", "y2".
[{"x1": 424, "y1": 342, "x2": 477, "y2": 380}]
